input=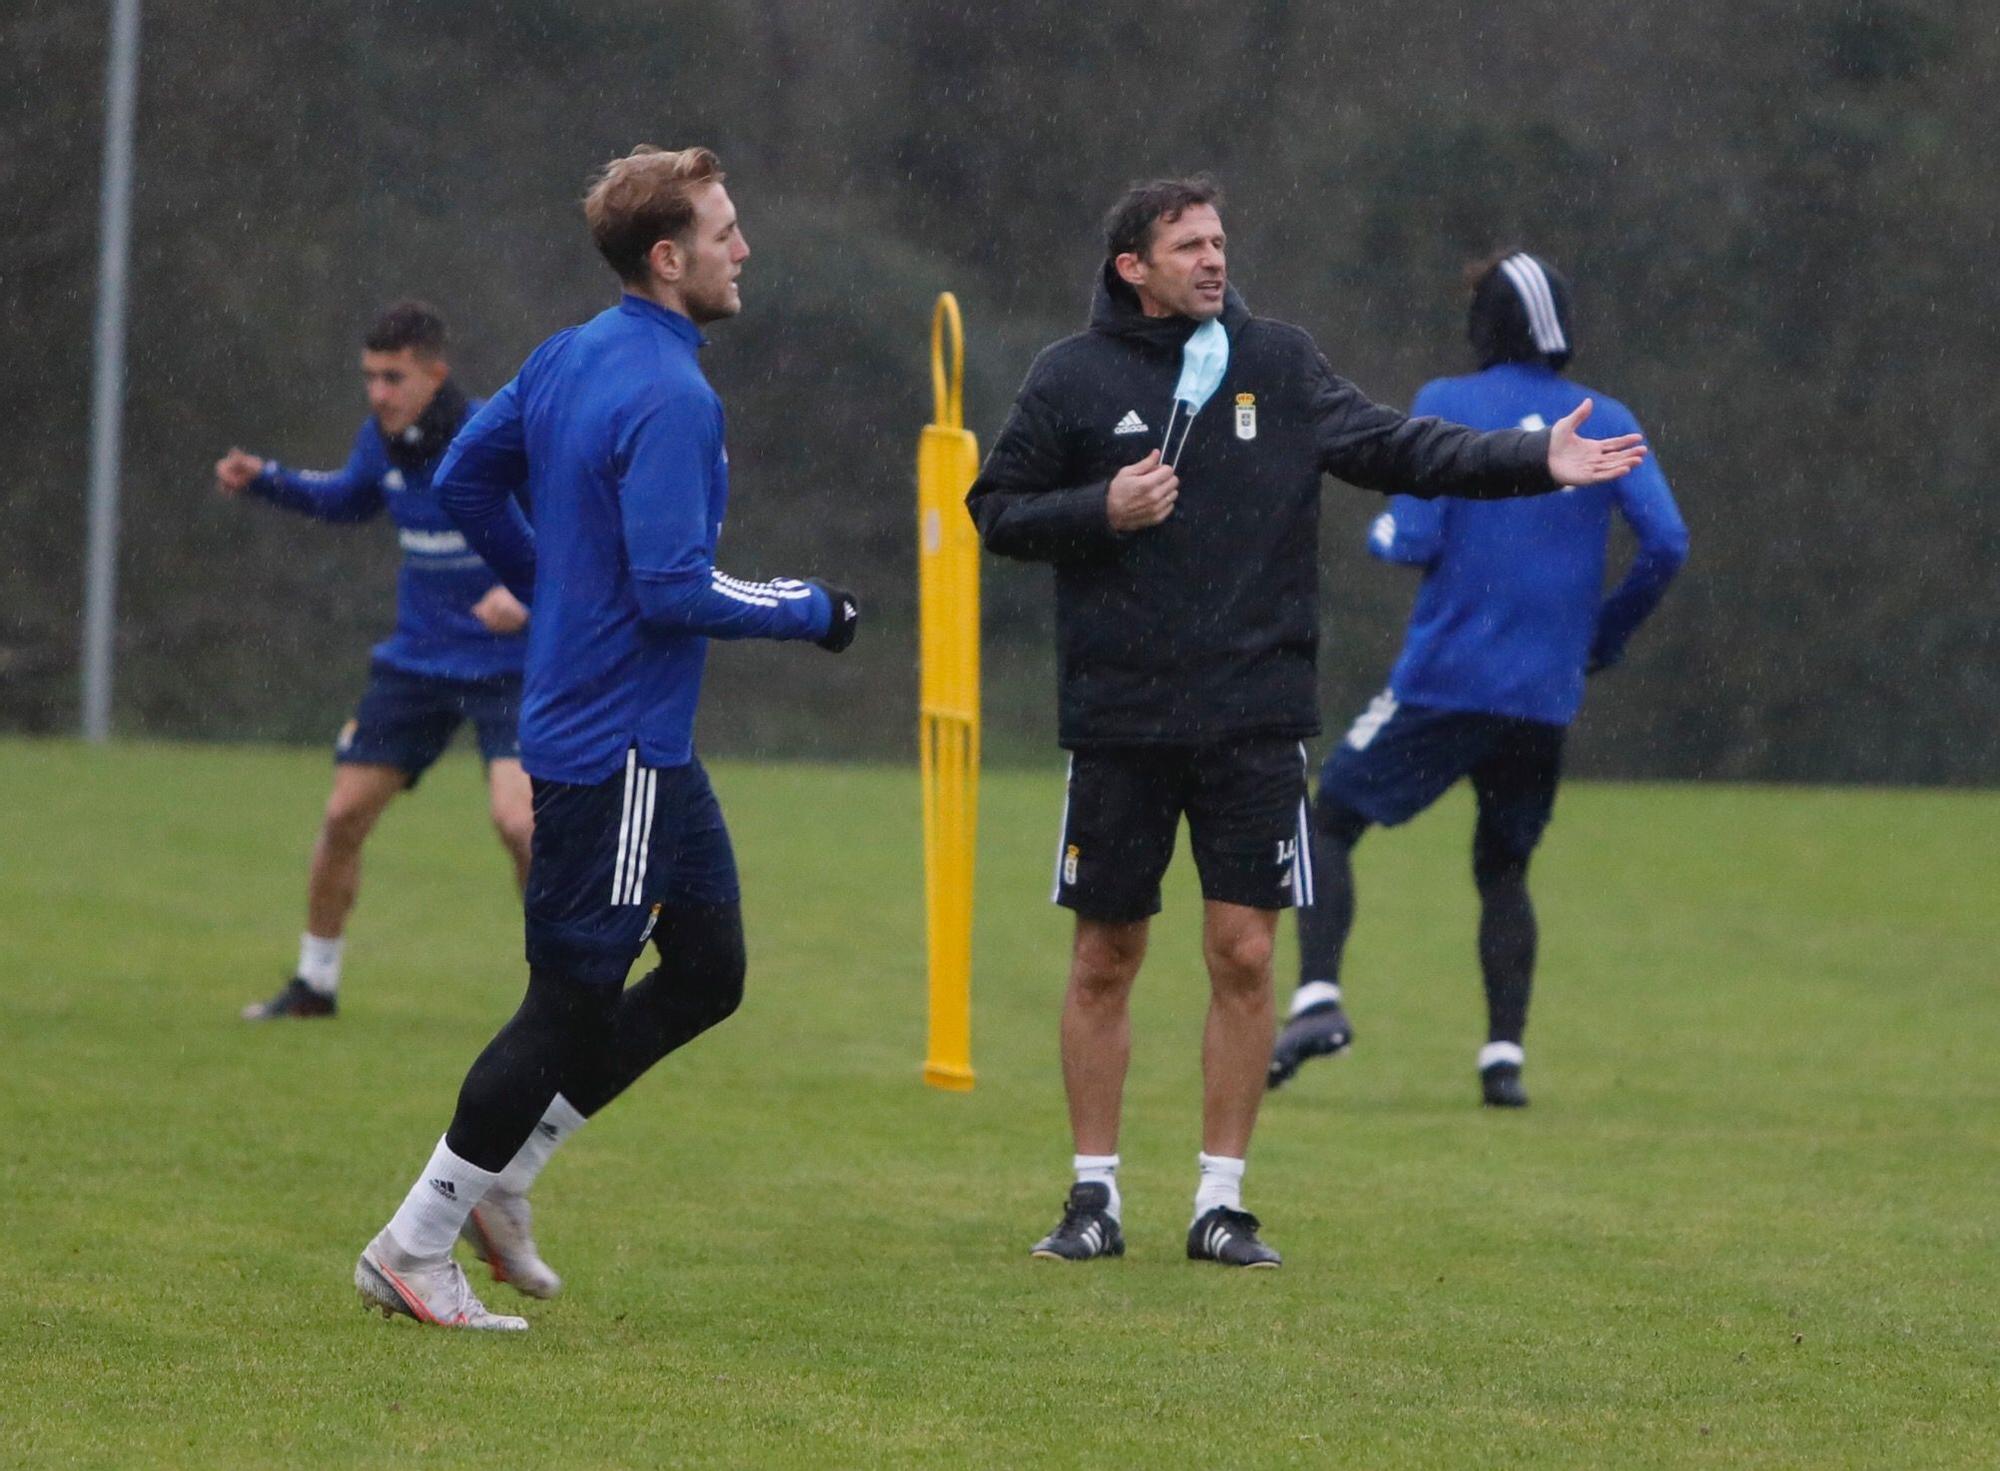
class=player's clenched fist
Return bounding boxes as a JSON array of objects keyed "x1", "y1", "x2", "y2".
[
  {"x1": 1106, "y1": 449, "x2": 1179, "y2": 532},
  {"x1": 215, "y1": 448, "x2": 265, "y2": 497}
]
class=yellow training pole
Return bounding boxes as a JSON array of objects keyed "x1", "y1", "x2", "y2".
[{"x1": 918, "y1": 293, "x2": 980, "y2": 1091}]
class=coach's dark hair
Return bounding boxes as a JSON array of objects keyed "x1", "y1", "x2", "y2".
[
  {"x1": 1103, "y1": 175, "x2": 1223, "y2": 260},
  {"x1": 363, "y1": 300, "x2": 449, "y2": 357}
]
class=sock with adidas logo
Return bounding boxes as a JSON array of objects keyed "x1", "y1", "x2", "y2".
[{"x1": 385, "y1": 1135, "x2": 497, "y2": 1262}]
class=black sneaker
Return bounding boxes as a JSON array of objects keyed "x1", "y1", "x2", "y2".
[
  {"x1": 1267, "y1": 1000, "x2": 1354, "y2": 1089},
  {"x1": 1029, "y1": 1182, "x2": 1124, "y2": 1261},
  {"x1": 1187, "y1": 1206, "x2": 1282, "y2": 1268},
  {"x1": 240, "y1": 976, "x2": 337, "y2": 1021},
  {"x1": 1480, "y1": 1062, "x2": 1528, "y2": 1108}
]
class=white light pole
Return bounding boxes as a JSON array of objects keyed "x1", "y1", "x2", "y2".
[{"x1": 82, "y1": 0, "x2": 142, "y2": 742}]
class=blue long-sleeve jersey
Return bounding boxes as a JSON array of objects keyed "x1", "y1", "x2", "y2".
[
  {"x1": 248, "y1": 406, "x2": 526, "y2": 683},
  {"x1": 435, "y1": 294, "x2": 832, "y2": 785},
  {"x1": 1369, "y1": 362, "x2": 1688, "y2": 726}
]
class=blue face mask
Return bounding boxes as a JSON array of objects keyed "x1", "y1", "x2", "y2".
[{"x1": 1163, "y1": 317, "x2": 1230, "y2": 467}]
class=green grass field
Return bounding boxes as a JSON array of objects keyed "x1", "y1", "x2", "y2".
[{"x1": 2, "y1": 738, "x2": 1995, "y2": 1468}]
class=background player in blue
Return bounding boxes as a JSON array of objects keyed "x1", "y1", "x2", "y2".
[
  {"x1": 1268, "y1": 252, "x2": 1689, "y2": 1106},
  {"x1": 352, "y1": 146, "x2": 860, "y2": 1331},
  {"x1": 215, "y1": 302, "x2": 531, "y2": 1022}
]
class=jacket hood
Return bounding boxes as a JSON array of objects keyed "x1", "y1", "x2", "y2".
[
  {"x1": 1089, "y1": 258, "x2": 1251, "y2": 348},
  {"x1": 1469, "y1": 252, "x2": 1574, "y2": 371}
]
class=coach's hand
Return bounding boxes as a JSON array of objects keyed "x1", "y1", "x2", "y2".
[
  {"x1": 811, "y1": 582, "x2": 860, "y2": 652},
  {"x1": 1106, "y1": 449, "x2": 1178, "y2": 532},
  {"x1": 214, "y1": 448, "x2": 265, "y2": 497},
  {"x1": 1547, "y1": 399, "x2": 1647, "y2": 487}
]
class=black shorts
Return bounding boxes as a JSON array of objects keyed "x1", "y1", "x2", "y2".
[
  {"x1": 1319, "y1": 690, "x2": 1565, "y2": 858},
  {"x1": 523, "y1": 751, "x2": 740, "y2": 986},
  {"x1": 335, "y1": 662, "x2": 522, "y2": 785},
  {"x1": 1051, "y1": 738, "x2": 1313, "y2": 923}
]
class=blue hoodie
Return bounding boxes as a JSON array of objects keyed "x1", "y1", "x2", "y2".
[{"x1": 1370, "y1": 362, "x2": 1688, "y2": 726}]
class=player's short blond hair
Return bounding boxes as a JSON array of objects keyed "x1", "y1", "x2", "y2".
[{"x1": 583, "y1": 145, "x2": 726, "y2": 283}]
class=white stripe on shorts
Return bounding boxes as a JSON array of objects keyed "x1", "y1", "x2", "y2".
[
  {"x1": 1294, "y1": 743, "x2": 1316, "y2": 907},
  {"x1": 1050, "y1": 754, "x2": 1074, "y2": 903},
  {"x1": 610, "y1": 748, "x2": 638, "y2": 904},
  {"x1": 627, "y1": 767, "x2": 659, "y2": 905}
]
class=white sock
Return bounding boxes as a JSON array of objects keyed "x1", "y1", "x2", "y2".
[
  {"x1": 1479, "y1": 1041, "x2": 1525, "y2": 1072},
  {"x1": 1290, "y1": 980, "x2": 1342, "y2": 1018},
  {"x1": 1073, "y1": 1153, "x2": 1121, "y2": 1221},
  {"x1": 385, "y1": 1136, "x2": 496, "y2": 1261},
  {"x1": 1193, "y1": 1152, "x2": 1245, "y2": 1220},
  {"x1": 296, "y1": 932, "x2": 344, "y2": 995},
  {"x1": 495, "y1": 1095, "x2": 588, "y2": 1196}
]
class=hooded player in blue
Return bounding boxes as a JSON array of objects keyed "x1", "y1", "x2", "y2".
[{"x1": 1268, "y1": 252, "x2": 1688, "y2": 1106}]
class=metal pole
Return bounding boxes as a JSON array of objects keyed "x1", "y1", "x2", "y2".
[{"x1": 81, "y1": 0, "x2": 142, "y2": 742}]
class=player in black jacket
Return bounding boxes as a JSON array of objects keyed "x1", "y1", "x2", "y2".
[{"x1": 968, "y1": 177, "x2": 1645, "y2": 1268}]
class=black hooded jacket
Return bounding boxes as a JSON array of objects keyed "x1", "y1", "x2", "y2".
[{"x1": 965, "y1": 264, "x2": 1561, "y2": 748}]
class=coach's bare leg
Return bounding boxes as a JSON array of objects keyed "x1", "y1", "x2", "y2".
[
  {"x1": 1062, "y1": 917, "x2": 1149, "y2": 1155},
  {"x1": 306, "y1": 763, "x2": 407, "y2": 937},
  {"x1": 486, "y1": 758, "x2": 533, "y2": 891},
  {"x1": 1199, "y1": 901, "x2": 1278, "y2": 1158}
]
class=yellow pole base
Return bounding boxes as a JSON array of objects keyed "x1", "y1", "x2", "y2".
[{"x1": 922, "y1": 1062, "x2": 976, "y2": 1092}]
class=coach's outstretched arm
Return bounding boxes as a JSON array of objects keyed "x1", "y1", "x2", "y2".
[
  {"x1": 620, "y1": 389, "x2": 851, "y2": 647},
  {"x1": 436, "y1": 381, "x2": 538, "y2": 603},
  {"x1": 1310, "y1": 355, "x2": 1646, "y2": 499},
  {"x1": 216, "y1": 426, "x2": 385, "y2": 523},
  {"x1": 965, "y1": 373, "x2": 1129, "y2": 562}
]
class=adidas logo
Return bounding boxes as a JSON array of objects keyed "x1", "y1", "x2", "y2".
[
  {"x1": 1113, "y1": 410, "x2": 1149, "y2": 435},
  {"x1": 428, "y1": 1178, "x2": 457, "y2": 1200}
]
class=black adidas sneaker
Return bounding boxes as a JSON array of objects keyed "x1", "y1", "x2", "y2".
[
  {"x1": 1187, "y1": 1206, "x2": 1282, "y2": 1268},
  {"x1": 240, "y1": 976, "x2": 337, "y2": 1021},
  {"x1": 1480, "y1": 1061, "x2": 1529, "y2": 1108},
  {"x1": 1029, "y1": 1182, "x2": 1124, "y2": 1262},
  {"x1": 1267, "y1": 999, "x2": 1353, "y2": 1089}
]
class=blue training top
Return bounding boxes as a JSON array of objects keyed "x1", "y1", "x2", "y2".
[
  {"x1": 249, "y1": 403, "x2": 526, "y2": 683},
  {"x1": 435, "y1": 294, "x2": 832, "y2": 786},
  {"x1": 1369, "y1": 361, "x2": 1689, "y2": 727}
]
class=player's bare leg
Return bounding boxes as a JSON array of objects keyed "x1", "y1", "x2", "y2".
[
  {"x1": 243, "y1": 761, "x2": 405, "y2": 1019},
  {"x1": 1188, "y1": 900, "x2": 1282, "y2": 1266},
  {"x1": 486, "y1": 757, "x2": 533, "y2": 891},
  {"x1": 308, "y1": 762, "x2": 407, "y2": 934}
]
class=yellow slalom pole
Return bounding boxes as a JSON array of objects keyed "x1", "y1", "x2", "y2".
[{"x1": 918, "y1": 293, "x2": 980, "y2": 1091}]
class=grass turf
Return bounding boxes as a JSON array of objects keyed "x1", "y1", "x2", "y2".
[{"x1": 1, "y1": 737, "x2": 1995, "y2": 1468}]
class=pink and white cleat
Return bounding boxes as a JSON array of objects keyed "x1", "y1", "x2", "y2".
[
  {"x1": 460, "y1": 1188, "x2": 563, "y2": 1300},
  {"x1": 354, "y1": 1229, "x2": 528, "y2": 1331}
]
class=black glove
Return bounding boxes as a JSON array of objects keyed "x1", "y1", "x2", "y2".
[{"x1": 811, "y1": 582, "x2": 860, "y2": 653}]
